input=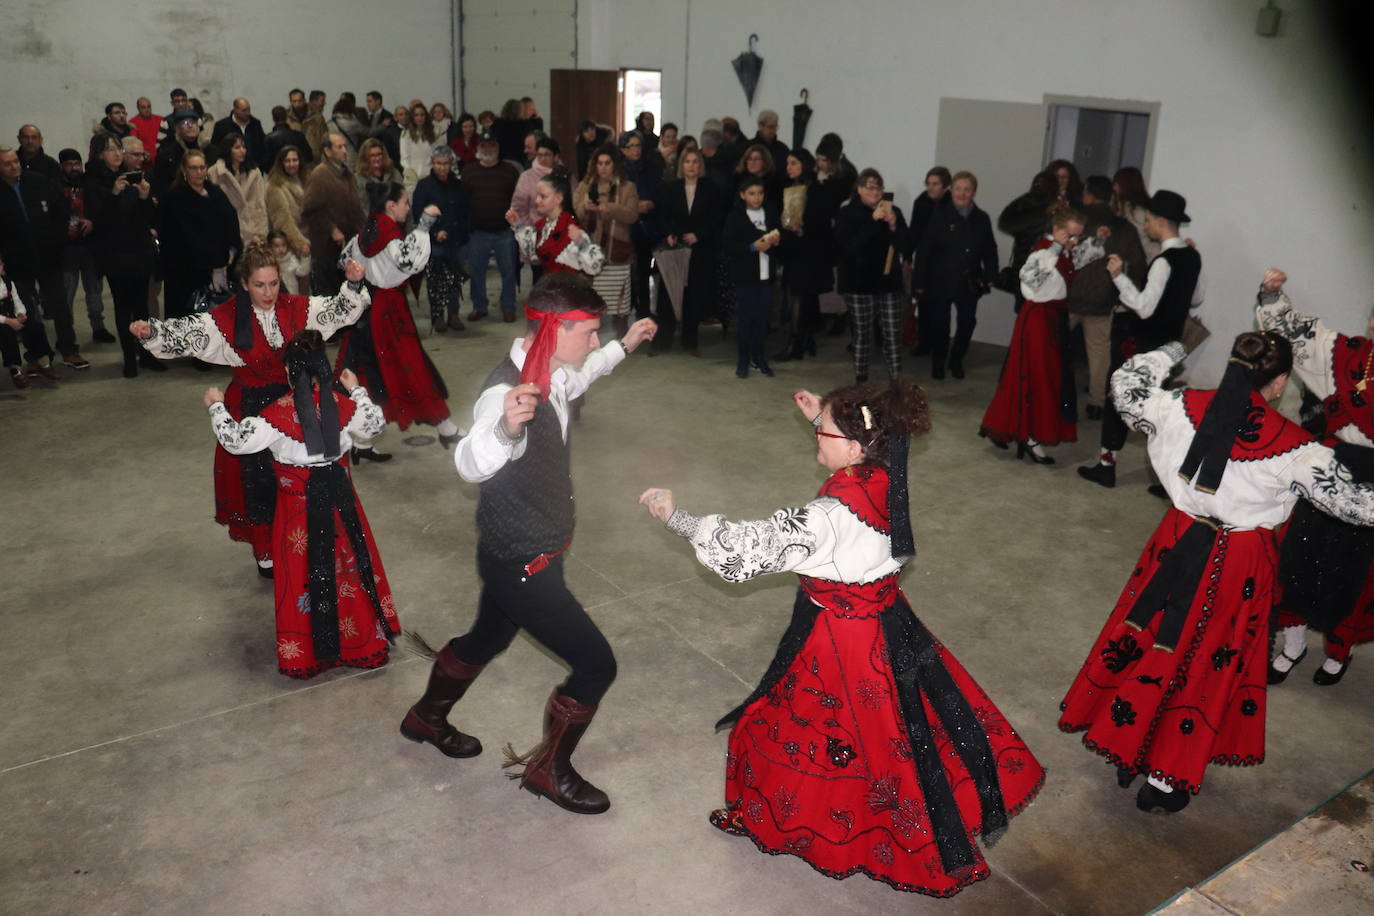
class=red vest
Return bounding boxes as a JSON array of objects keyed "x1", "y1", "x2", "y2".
[
  {"x1": 1324, "y1": 334, "x2": 1374, "y2": 443},
  {"x1": 533, "y1": 211, "x2": 584, "y2": 275},
  {"x1": 210, "y1": 295, "x2": 311, "y2": 388}
]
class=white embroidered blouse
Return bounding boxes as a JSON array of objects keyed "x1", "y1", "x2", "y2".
[{"x1": 208, "y1": 386, "x2": 385, "y2": 465}]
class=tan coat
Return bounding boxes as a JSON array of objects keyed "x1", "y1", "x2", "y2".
[
  {"x1": 208, "y1": 160, "x2": 269, "y2": 245},
  {"x1": 302, "y1": 159, "x2": 364, "y2": 255},
  {"x1": 266, "y1": 177, "x2": 309, "y2": 255},
  {"x1": 573, "y1": 178, "x2": 638, "y2": 264}
]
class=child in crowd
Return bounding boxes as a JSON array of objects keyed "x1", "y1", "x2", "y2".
[
  {"x1": 723, "y1": 176, "x2": 785, "y2": 378},
  {"x1": 268, "y1": 231, "x2": 311, "y2": 296}
]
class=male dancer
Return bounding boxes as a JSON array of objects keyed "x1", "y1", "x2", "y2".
[
  {"x1": 1078, "y1": 190, "x2": 1203, "y2": 489},
  {"x1": 400, "y1": 274, "x2": 655, "y2": 814}
]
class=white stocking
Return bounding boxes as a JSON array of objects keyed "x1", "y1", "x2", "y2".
[{"x1": 1272, "y1": 625, "x2": 1307, "y2": 671}]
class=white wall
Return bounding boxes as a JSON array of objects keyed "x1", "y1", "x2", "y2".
[
  {"x1": 573, "y1": 0, "x2": 1374, "y2": 383},
  {"x1": 0, "y1": 0, "x2": 456, "y2": 146},
  {"x1": 460, "y1": 0, "x2": 575, "y2": 119}
]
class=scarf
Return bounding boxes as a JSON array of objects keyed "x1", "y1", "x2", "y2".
[{"x1": 520, "y1": 306, "x2": 600, "y2": 398}]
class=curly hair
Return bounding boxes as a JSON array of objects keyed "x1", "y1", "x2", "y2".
[
  {"x1": 822, "y1": 377, "x2": 932, "y2": 465},
  {"x1": 236, "y1": 240, "x2": 279, "y2": 284}
]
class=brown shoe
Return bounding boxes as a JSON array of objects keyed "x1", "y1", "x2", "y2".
[
  {"x1": 399, "y1": 645, "x2": 484, "y2": 758},
  {"x1": 466, "y1": 310, "x2": 486, "y2": 322},
  {"x1": 502, "y1": 692, "x2": 610, "y2": 814},
  {"x1": 447, "y1": 312, "x2": 466, "y2": 332},
  {"x1": 63, "y1": 353, "x2": 91, "y2": 370},
  {"x1": 9, "y1": 369, "x2": 29, "y2": 389},
  {"x1": 26, "y1": 362, "x2": 61, "y2": 381}
]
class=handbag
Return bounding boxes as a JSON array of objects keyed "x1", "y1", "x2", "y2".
[
  {"x1": 992, "y1": 254, "x2": 1019, "y2": 295},
  {"x1": 1180, "y1": 314, "x2": 1211, "y2": 353}
]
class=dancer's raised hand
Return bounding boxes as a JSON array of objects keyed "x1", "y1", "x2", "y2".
[
  {"x1": 502, "y1": 382, "x2": 541, "y2": 437},
  {"x1": 638, "y1": 487, "x2": 676, "y2": 522},
  {"x1": 1261, "y1": 269, "x2": 1287, "y2": 294},
  {"x1": 344, "y1": 259, "x2": 365, "y2": 283},
  {"x1": 792, "y1": 390, "x2": 822, "y2": 422},
  {"x1": 339, "y1": 368, "x2": 359, "y2": 390}
]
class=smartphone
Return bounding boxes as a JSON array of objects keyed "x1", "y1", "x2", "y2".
[
  {"x1": 122, "y1": 171, "x2": 144, "y2": 185},
  {"x1": 882, "y1": 192, "x2": 894, "y2": 202}
]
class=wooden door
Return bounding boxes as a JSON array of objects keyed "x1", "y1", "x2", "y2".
[{"x1": 549, "y1": 69, "x2": 619, "y2": 177}]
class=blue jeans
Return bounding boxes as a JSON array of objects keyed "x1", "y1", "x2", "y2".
[{"x1": 466, "y1": 230, "x2": 518, "y2": 316}]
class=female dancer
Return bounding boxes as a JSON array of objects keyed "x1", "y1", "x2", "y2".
[
  {"x1": 980, "y1": 203, "x2": 1103, "y2": 463},
  {"x1": 132, "y1": 244, "x2": 368, "y2": 577},
  {"x1": 1059, "y1": 332, "x2": 1374, "y2": 812},
  {"x1": 204, "y1": 329, "x2": 400, "y2": 678},
  {"x1": 1256, "y1": 270, "x2": 1374, "y2": 686},
  {"x1": 507, "y1": 168, "x2": 604, "y2": 278},
  {"x1": 336, "y1": 181, "x2": 465, "y2": 461},
  {"x1": 639, "y1": 379, "x2": 1044, "y2": 897}
]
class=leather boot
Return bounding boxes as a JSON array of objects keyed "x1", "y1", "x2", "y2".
[
  {"x1": 503, "y1": 692, "x2": 610, "y2": 814},
  {"x1": 399, "y1": 645, "x2": 484, "y2": 758}
]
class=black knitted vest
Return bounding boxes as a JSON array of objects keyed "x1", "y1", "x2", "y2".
[
  {"x1": 1139, "y1": 245, "x2": 1202, "y2": 346},
  {"x1": 475, "y1": 358, "x2": 574, "y2": 560}
]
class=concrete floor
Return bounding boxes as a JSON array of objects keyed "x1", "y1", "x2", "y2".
[{"x1": 3, "y1": 295, "x2": 1372, "y2": 916}]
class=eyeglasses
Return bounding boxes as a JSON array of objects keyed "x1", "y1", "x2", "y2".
[
  {"x1": 623, "y1": 142, "x2": 641, "y2": 149},
  {"x1": 815, "y1": 428, "x2": 850, "y2": 441}
]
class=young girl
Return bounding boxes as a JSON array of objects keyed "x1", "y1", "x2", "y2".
[
  {"x1": 723, "y1": 176, "x2": 784, "y2": 378},
  {"x1": 267, "y1": 230, "x2": 310, "y2": 296},
  {"x1": 507, "y1": 168, "x2": 603, "y2": 278},
  {"x1": 640, "y1": 379, "x2": 1043, "y2": 896}
]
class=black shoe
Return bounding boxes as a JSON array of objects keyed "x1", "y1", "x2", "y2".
[
  {"x1": 931, "y1": 365, "x2": 946, "y2": 380},
  {"x1": 1016, "y1": 442, "x2": 1055, "y2": 465},
  {"x1": 1085, "y1": 405, "x2": 1104, "y2": 421},
  {"x1": 1136, "y1": 782, "x2": 1190, "y2": 814},
  {"x1": 735, "y1": 368, "x2": 748, "y2": 379},
  {"x1": 351, "y1": 447, "x2": 393, "y2": 463},
  {"x1": 257, "y1": 562, "x2": 274, "y2": 580},
  {"x1": 752, "y1": 362, "x2": 774, "y2": 377},
  {"x1": 1267, "y1": 646, "x2": 1307, "y2": 685},
  {"x1": 92, "y1": 328, "x2": 117, "y2": 344},
  {"x1": 438, "y1": 431, "x2": 463, "y2": 449},
  {"x1": 1117, "y1": 767, "x2": 1137, "y2": 789},
  {"x1": 1313, "y1": 658, "x2": 1350, "y2": 686},
  {"x1": 950, "y1": 359, "x2": 965, "y2": 379},
  {"x1": 1147, "y1": 484, "x2": 1168, "y2": 499},
  {"x1": 1078, "y1": 462, "x2": 1117, "y2": 488}
]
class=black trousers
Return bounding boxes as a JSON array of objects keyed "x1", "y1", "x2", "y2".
[
  {"x1": 1102, "y1": 313, "x2": 1158, "y2": 452},
  {"x1": 630, "y1": 238, "x2": 654, "y2": 321},
  {"x1": 735, "y1": 281, "x2": 772, "y2": 371},
  {"x1": 106, "y1": 274, "x2": 150, "y2": 365},
  {"x1": 8, "y1": 277, "x2": 57, "y2": 363},
  {"x1": 450, "y1": 553, "x2": 617, "y2": 706},
  {"x1": 927, "y1": 297, "x2": 978, "y2": 368}
]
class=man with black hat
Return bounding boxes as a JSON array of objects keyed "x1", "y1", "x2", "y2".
[
  {"x1": 399, "y1": 274, "x2": 656, "y2": 816},
  {"x1": 1078, "y1": 189, "x2": 1204, "y2": 489},
  {"x1": 154, "y1": 109, "x2": 203, "y2": 197}
]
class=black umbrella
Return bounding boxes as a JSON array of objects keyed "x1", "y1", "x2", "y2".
[
  {"x1": 731, "y1": 34, "x2": 763, "y2": 109},
  {"x1": 792, "y1": 88, "x2": 812, "y2": 151}
]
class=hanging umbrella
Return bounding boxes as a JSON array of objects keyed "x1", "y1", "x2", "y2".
[
  {"x1": 731, "y1": 34, "x2": 763, "y2": 110},
  {"x1": 792, "y1": 88, "x2": 812, "y2": 151},
  {"x1": 654, "y1": 246, "x2": 691, "y2": 322}
]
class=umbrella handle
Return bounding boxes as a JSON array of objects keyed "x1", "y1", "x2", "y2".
[
  {"x1": 800, "y1": 88, "x2": 809, "y2": 104},
  {"x1": 748, "y1": 33, "x2": 759, "y2": 51}
]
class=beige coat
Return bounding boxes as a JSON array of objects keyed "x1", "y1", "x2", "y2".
[
  {"x1": 208, "y1": 160, "x2": 269, "y2": 245},
  {"x1": 266, "y1": 177, "x2": 309, "y2": 255},
  {"x1": 573, "y1": 178, "x2": 638, "y2": 264}
]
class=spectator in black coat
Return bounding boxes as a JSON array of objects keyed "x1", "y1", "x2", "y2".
[
  {"x1": 722, "y1": 176, "x2": 787, "y2": 378},
  {"x1": 154, "y1": 111, "x2": 205, "y2": 198},
  {"x1": 0, "y1": 146, "x2": 64, "y2": 375},
  {"x1": 84, "y1": 133, "x2": 163, "y2": 377},
  {"x1": 491, "y1": 99, "x2": 530, "y2": 167},
  {"x1": 909, "y1": 166, "x2": 952, "y2": 357},
  {"x1": 264, "y1": 106, "x2": 312, "y2": 170},
  {"x1": 912, "y1": 171, "x2": 998, "y2": 380},
  {"x1": 620, "y1": 131, "x2": 663, "y2": 321},
  {"x1": 412, "y1": 145, "x2": 472, "y2": 333},
  {"x1": 210, "y1": 98, "x2": 268, "y2": 171},
  {"x1": 835, "y1": 168, "x2": 910, "y2": 383},
  {"x1": 658, "y1": 148, "x2": 723, "y2": 355},
  {"x1": 16, "y1": 125, "x2": 62, "y2": 184},
  {"x1": 157, "y1": 149, "x2": 241, "y2": 322},
  {"x1": 576, "y1": 120, "x2": 611, "y2": 179},
  {"x1": 751, "y1": 110, "x2": 790, "y2": 173},
  {"x1": 699, "y1": 128, "x2": 734, "y2": 195},
  {"x1": 776, "y1": 148, "x2": 835, "y2": 362},
  {"x1": 997, "y1": 171, "x2": 1055, "y2": 312}
]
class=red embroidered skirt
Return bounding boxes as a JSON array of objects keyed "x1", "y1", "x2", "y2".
[
  {"x1": 980, "y1": 301, "x2": 1075, "y2": 446},
  {"x1": 1059, "y1": 507, "x2": 1276, "y2": 793},
  {"x1": 338, "y1": 286, "x2": 449, "y2": 430},
  {"x1": 718, "y1": 584, "x2": 1044, "y2": 896},
  {"x1": 270, "y1": 462, "x2": 400, "y2": 678}
]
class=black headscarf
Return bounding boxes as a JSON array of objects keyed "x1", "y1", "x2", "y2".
[
  {"x1": 1178, "y1": 356, "x2": 1255, "y2": 494},
  {"x1": 285, "y1": 347, "x2": 341, "y2": 460}
]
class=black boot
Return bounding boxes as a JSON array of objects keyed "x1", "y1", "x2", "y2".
[
  {"x1": 504, "y1": 693, "x2": 610, "y2": 814},
  {"x1": 1078, "y1": 462, "x2": 1117, "y2": 488},
  {"x1": 774, "y1": 335, "x2": 803, "y2": 362},
  {"x1": 1136, "y1": 781, "x2": 1190, "y2": 814},
  {"x1": 399, "y1": 645, "x2": 484, "y2": 758}
]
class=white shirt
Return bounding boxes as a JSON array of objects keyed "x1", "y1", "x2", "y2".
[
  {"x1": 1112, "y1": 343, "x2": 1374, "y2": 530},
  {"x1": 342, "y1": 213, "x2": 435, "y2": 289},
  {"x1": 1, "y1": 279, "x2": 27, "y2": 319},
  {"x1": 454, "y1": 337, "x2": 627, "y2": 482},
  {"x1": 746, "y1": 207, "x2": 769, "y2": 279},
  {"x1": 141, "y1": 283, "x2": 369, "y2": 365},
  {"x1": 208, "y1": 386, "x2": 386, "y2": 465},
  {"x1": 669, "y1": 498, "x2": 904, "y2": 586},
  {"x1": 1112, "y1": 236, "x2": 1206, "y2": 318},
  {"x1": 1255, "y1": 289, "x2": 1374, "y2": 448},
  {"x1": 1019, "y1": 235, "x2": 1106, "y2": 301}
]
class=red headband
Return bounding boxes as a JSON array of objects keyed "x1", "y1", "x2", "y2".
[{"x1": 521, "y1": 306, "x2": 601, "y2": 397}]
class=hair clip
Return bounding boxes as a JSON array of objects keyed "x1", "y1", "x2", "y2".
[{"x1": 860, "y1": 405, "x2": 873, "y2": 430}]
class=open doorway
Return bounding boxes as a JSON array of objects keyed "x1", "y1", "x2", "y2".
[
  {"x1": 620, "y1": 69, "x2": 661, "y2": 134},
  {"x1": 1043, "y1": 95, "x2": 1159, "y2": 182}
]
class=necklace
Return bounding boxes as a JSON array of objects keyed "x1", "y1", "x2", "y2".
[{"x1": 1357, "y1": 343, "x2": 1373, "y2": 393}]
